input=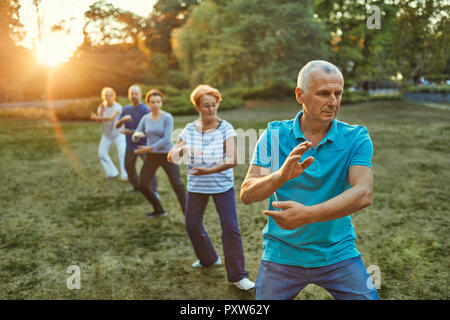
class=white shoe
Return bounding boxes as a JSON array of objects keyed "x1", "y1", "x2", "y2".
[
  {"x1": 192, "y1": 257, "x2": 222, "y2": 268},
  {"x1": 234, "y1": 277, "x2": 255, "y2": 291}
]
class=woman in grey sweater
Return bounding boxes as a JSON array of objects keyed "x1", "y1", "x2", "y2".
[{"x1": 133, "y1": 89, "x2": 186, "y2": 218}]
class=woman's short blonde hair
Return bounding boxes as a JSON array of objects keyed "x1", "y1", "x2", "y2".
[
  {"x1": 190, "y1": 84, "x2": 222, "y2": 107},
  {"x1": 101, "y1": 87, "x2": 117, "y2": 100}
]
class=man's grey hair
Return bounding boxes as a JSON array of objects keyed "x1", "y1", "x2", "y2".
[
  {"x1": 128, "y1": 84, "x2": 142, "y2": 94},
  {"x1": 297, "y1": 60, "x2": 343, "y2": 92}
]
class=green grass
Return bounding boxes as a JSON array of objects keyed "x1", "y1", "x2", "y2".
[{"x1": 0, "y1": 100, "x2": 449, "y2": 299}]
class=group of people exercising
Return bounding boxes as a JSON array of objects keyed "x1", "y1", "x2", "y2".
[{"x1": 90, "y1": 60, "x2": 380, "y2": 300}]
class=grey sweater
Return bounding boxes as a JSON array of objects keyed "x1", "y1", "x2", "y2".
[{"x1": 135, "y1": 111, "x2": 173, "y2": 153}]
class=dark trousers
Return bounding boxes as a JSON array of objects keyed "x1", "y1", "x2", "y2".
[
  {"x1": 139, "y1": 153, "x2": 186, "y2": 214},
  {"x1": 185, "y1": 187, "x2": 248, "y2": 282},
  {"x1": 125, "y1": 149, "x2": 157, "y2": 192}
]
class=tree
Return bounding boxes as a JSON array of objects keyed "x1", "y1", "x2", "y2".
[
  {"x1": 143, "y1": 0, "x2": 201, "y2": 84},
  {"x1": 58, "y1": 44, "x2": 149, "y2": 98},
  {"x1": 227, "y1": 0, "x2": 330, "y2": 86},
  {"x1": 0, "y1": 0, "x2": 30, "y2": 101},
  {"x1": 314, "y1": 0, "x2": 399, "y2": 88},
  {"x1": 315, "y1": 0, "x2": 450, "y2": 86},
  {"x1": 83, "y1": 0, "x2": 145, "y2": 46},
  {"x1": 32, "y1": 0, "x2": 42, "y2": 44},
  {"x1": 173, "y1": 0, "x2": 330, "y2": 88},
  {"x1": 392, "y1": 0, "x2": 450, "y2": 82},
  {"x1": 171, "y1": 1, "x2": 219, "y2": 85}
]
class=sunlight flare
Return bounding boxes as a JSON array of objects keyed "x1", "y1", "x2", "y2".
[{"x1": 36, "y1": 34, "x2": 76, "y2": 66}]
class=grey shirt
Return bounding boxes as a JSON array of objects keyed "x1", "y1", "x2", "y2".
[{"x1": 135, "y1": 111, "x2": 173, "y2": 153}]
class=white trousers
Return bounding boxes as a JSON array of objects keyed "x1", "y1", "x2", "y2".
[{"x1": 98, "y1": 134, "x2": 127, "y2": 179}]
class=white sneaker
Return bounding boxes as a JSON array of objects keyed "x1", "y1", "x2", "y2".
[
  {"x1": 191, "y1": 257, "x2": 222, "y2": 268},
  {"x1": 234, "y1": 277, "x2": 255, "y2": 291}
]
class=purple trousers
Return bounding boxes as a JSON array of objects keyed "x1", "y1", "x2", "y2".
[{"x1": 185, "y1": 187, "x2": 248, "y2": 282}]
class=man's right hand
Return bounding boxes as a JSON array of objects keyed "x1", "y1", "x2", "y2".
[
  {"x1": 275, "y1": 141, "x2": 314, "y2": 184},
  {"x1": 241, "y1": 141, "x2": 314, "y2": 205}
]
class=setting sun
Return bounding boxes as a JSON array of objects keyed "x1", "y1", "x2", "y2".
[
  {"x1": 19, "y1": 0, "x2": 157, "y2": 67},
  {"x1": 36, "y1": 35, "x2": 75, "y2": 66}
]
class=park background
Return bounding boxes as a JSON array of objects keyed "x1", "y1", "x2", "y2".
[{"x1": 0, "y1": 0, "x2": 449, "y2": 299}]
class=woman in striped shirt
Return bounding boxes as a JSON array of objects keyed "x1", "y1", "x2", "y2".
[{"x1": 167, "y1": 84, "x2": 254, "y2": 291}]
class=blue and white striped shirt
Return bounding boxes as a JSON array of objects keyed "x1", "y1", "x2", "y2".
[{"x1": 179, "y1": 120, "x2": 237, "y2": 194}]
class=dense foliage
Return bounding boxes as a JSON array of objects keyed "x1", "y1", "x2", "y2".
[{"x1": 0, "y1": 0, "x2": 449, "y2": 102}]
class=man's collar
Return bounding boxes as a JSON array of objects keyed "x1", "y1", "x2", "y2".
[
  {"x1": 293, "y1": 110, "x2": 305, "y2": 140},
  {"x1": 325, "y1": 118, "x2": 338, "y2": 143},
  {"x1": 293, "y1": 109, "x2": 338, "y2": 143}
]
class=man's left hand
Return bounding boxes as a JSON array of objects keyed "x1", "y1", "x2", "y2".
[{"x1": 263, "y1": 201, "x2": 314, "y2": 230}]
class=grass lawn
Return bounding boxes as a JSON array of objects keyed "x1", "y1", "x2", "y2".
[{"x1": 0, "y1": 100, "x2": 449, "y2": 299}]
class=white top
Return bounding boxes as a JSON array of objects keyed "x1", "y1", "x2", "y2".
[
  {"x1": 97, "y1": 102, "x2": 123, "y2": 138},
  {"x1": 179, "y1": 119, "x2": 237, "y2": 194}
]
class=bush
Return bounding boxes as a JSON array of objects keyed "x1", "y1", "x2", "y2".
[
  {"x1": 53, "y1": 97, "x2": 101, "y2": 121},
  {"x1": 0, "y1": 107, "x2": 50, "y2": 120},
  {"x1": 166, "y1": 70, "x2": 190, "y2": 89},
  {"x1": 219, "y1": 82, "x2": 295, "y2": 101},
  {"x1": 0, "y1": 98, "x2": 102, "y2": 121},
  {"x1": 356, "y1": 79, "x2": 400, "y2": 90},
  {"x1": 103, "y1": 84, "x2": 243, "y2": 117},
  {"x1": 342, "y1": 90, "x2": 402, "y2": 104},
  {"x1": 342, "y1": 91, "x2": 369, "y2": 104},
  {"x1": 406, "y1": 85, "x2": 450, "y2": 94},
  {"x1": 161, "y1": 89, "x2": 244, "y2": 115},
  {"x1": 422, "y1": 74, "x2": 450, "y2": 83},
  {"x1": 137, "y1": 84, "x2": 182, "y2": 97},
  {"x1": 241, "y1": 81, "x2": 294, "y2": 100},
  {"x1": 0, "y1": 84, "x2": 244, "y2": 121},
  {"x1": 223, "y1": 87, "x2": 252, "y2": 100}
]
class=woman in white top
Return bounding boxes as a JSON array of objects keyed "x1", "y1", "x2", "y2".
[{"x1": 90, "y1": 87, "x2": 127, "y2": 180}]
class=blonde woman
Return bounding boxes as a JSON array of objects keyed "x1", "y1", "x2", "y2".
[
  {"x1": 168, "y1": 84, "x2": 254, "y2": 291},
  {"x1": 91, "y1": 87, "x2": 127, "y2": 180}
]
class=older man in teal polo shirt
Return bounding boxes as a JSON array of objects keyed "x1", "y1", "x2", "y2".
[{"x1": 240, "y1": 60, "x2": 379, "y2": 300}]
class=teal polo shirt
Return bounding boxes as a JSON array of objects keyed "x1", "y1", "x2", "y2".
[{"x1": 251, "y1": 110, "x2": 373, "y2": 267}]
